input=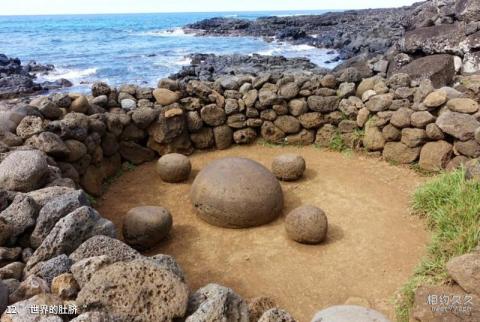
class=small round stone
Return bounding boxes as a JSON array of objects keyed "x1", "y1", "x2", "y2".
[
  {"x1": 156, "y1": 153, "x2": 191, "y2": 183},
  {"x1": 190, "y1": 157, "x2": 284, "y2": 228},
  {"x1": 122, "y1": 206, "x2": 172, "y2": 250},
  {"x1": 285, "y1": 205, "x2": 328, "y2": 244},
  {"x1": 271, "y1": 154, "x2": 306, "y2": 181}
]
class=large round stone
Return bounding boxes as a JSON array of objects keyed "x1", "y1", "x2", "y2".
[
  {"x1": 272, "y1": 154, "x2": 306, "y2": 181},
  {"x1": 122, "y1": 206, "x2": 172, "y2": 250},
  {"x1": 156, "y1": 153, "x2": 191, "y2": 183},
  {"x1": 285, "y1": 205, "x2": 328, "y2": 244},
  {"x1": 190, "y1": 157, "x2": 283, "y2": 228}
]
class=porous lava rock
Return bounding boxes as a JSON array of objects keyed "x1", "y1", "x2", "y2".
[
  {"x1": 156, "y1": 153, "x2": 192, "y2": 183},
  {"x1": 76, "y1": 260, "x2": 189, "y2": 321},
  {"x1": 271, "y1": 154, "x2": 306, "y2": 181},
  {"x1": 285, "y1": 205, "x2": 328, "y2": 244},
  {"x1": 190, "y1": 157, "x2": 283, "y2": 228},
  {"x1": 122, "y1": 206, "x2": 172, "y2": 250}
]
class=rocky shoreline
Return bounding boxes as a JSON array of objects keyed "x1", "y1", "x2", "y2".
[
  {"x1": 0, "y1": 54, "x2": 72, "y2": 100},
  {"x1": 185, "y1": 0, "x2": 480, "y2": 76}
]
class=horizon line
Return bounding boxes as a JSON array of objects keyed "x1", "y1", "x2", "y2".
[{"x1": 0, "y1": 7, "x2": 403, "y2": 17}]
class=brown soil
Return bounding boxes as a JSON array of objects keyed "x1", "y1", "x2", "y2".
[{"x1": 96, "y1": 145, "x2": 429, "y2": 322}]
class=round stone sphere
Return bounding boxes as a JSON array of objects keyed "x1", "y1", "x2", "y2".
[
  {"x1": 190, "y1": 157, "x2": 284, "y2": 228},
  {"x1": 271, "y1": 154, "x2": 306, "y2": 181},
  {"x1": 156, "y1": 153, "x2": 191, "y2": 183},
  {"x1": 285, "y1": 205, "x2": 328, "y2": 244},
  {"x1": 122, "y1": 206, "x2": 172, "y2": 250}
]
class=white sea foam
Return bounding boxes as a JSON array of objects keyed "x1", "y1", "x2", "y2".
[
  {"x1": 135, "y1": 27, "x2": 194, "y2": 37},
  {"x1": 36, "y1": 67, "x2": 97, "y2": 83}
]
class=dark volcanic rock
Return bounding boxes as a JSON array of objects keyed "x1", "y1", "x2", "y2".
[
  {"x1": 0, "y1": 53, "x2": 71, "y2": 99},
  {"x1": 185, "y1": 6, "x2": 421, "y2": 60},
  {"x1": 170, "y1": 53, "x2": 322, "y2": 82}
]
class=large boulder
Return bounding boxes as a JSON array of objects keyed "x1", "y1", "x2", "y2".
[
  {"x1": 394, "y1": 55, "x2": 456, "y2": 88},
  {"x1": 186, "y1": 283, "x2": 249, "y2": 322},
  {"x1": 446, "y1": 252, "x2": 480, "y2": 295},
  {"x1": 436, "y1": 111, "x2": 480, "y2": 141},
  {"x1": 123, "y1": 206, "x2": 172, "y2": 250},
  {"x1": 456, "y1": 0, "x2": 480, "y2": 23},
  {"x1": 383, "y1": 142, "x2": 421, "y2": 164},
  {"x1": 0, "y1": 150, "x2": 49, "y2": 192},
  {"x1": 70, "y1": 235, "x2": 140, "y2": 263},
  {"x1": 25, "y1": 206, "x2": 116, "y2": 272},
  {"x1": 76, "y1": 260, "x2": 189, "y2": 321},
  {"x1": 152, "y1": 88, "x2": 180, "y2": 105},
  {"x1": 30, "y1": 190, "x2": 89, "y2": 249},
  {"x1": 419, "y1": 141, "x2": 453, "y2": 171},
  {"x1": 190, "y1": 157, "x2": 283, "y2": 228}
]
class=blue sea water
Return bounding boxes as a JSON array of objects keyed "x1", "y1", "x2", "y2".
[{"x1": 0, "y1": 11, "x2": 338, "y2": 91}]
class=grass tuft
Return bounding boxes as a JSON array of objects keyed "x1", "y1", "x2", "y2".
[
  {"x1": 395, "y1": 168, "x2": 480, "y2": 321},
  {"x1": 328, "y1": 132, "x2": 347, "y2": 152}
]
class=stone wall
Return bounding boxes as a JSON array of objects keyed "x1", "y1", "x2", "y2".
[
  {"x1": 2, "y1": 71, "x2": 480, "y2": 197},
  {"x1": 1, "y1": 70, "x2": 480, "y2": 320}
]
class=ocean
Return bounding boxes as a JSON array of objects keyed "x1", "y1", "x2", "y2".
[{"x1": 0, "y1": 11, "x2": 338, "y2": 91}]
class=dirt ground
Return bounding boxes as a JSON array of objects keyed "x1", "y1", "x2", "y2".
[{"x1": 96, "y1": 145, "x2": 429, "y2": 322}]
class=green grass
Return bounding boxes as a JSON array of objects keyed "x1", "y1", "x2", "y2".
[
  {"x1": 395, "y1": 168, "x2": 480, "y2": 321},
  {"x1": 328, "y1": 132, "x2": 348, "y2": 152}
]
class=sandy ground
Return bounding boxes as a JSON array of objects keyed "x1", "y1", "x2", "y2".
[{"x1": 96, "y1": 145, "x2": 429, "y2": 322}]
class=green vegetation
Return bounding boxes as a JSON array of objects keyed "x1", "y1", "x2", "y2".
[
  {"x1": 395, "y1": 168, "x2": 480, "y2": 321},
  {"x1": 328, "y1": 132, "x2": 347, "y2": 152},
  {"x1": 85, "y1": 193, "x2": 97, "y2": 206}
]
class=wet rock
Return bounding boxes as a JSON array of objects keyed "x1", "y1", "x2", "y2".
[{"x1": 92, "y1": 82, "x2": 111, "y2": 97}]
